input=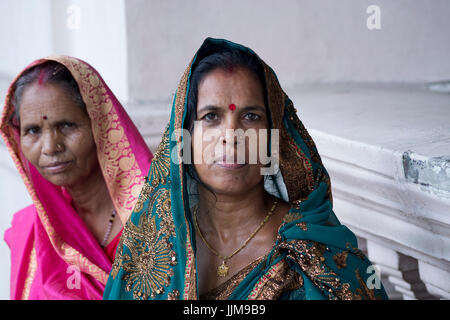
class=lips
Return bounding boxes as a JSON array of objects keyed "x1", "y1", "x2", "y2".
[
  {"x1": 41, "y1": 161, "x2": 73, "y2": 174},
  {"x1": 215, "y1": 154, "x2": 247, "y2": 169},
  {"x1": 216, "y1": 162, "x2": 247, "y2": 169}
]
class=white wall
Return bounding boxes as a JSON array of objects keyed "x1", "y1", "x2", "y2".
[
  {"x1": 126, "y1": 0, "x2": 450, "y2": 101},
  {"x1": 0, "y1": 0, "x2": 53, "y2": 77},
  {"x1": 0, "y1": 147, "x2": 31, "y2": 300},
  {"x1": 0, "y1": 0, "x2": 52, "y2": 300},
  {"x1": 0, "y1": 0, "x2": 128, "y2": 102},
  {"x1": 51, "y1": 0, "x2": 128, "y2": 103}
]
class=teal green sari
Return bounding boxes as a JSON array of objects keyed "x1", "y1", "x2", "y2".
[{"x1": 103, "y1": 38, "x2": 388, "y2": 300}]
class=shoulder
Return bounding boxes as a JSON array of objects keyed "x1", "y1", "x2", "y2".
[
  {"x1": 8, "y1": 204, "x2": 37, "y2": 234},
  {"x1": 11, "y1": 204, "x2": 37, "y2": 226},
  {"x1": 4, "y1": 204, "x2": 37, "y2": 249}
]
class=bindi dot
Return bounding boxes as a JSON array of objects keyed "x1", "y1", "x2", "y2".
[
  {"x1": 38, "y1": 69, "x2": 45, "y2": 85},
  {"x1": 43, "y1": 116, "x2": 48, "y2": 120},
  {"x1": 229, "y1": 104, "x2": 236, "y2": 111}
]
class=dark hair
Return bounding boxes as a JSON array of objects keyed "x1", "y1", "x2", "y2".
[
  {"x1": 183, "y1": 48, "x2": 270, "y2": 196},
  {"x1": 10, "y1": 60, "x2": 86, "y2": 127}
]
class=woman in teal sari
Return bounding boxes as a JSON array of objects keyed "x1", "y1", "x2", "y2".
[{"x1": 103, "y1": 38, "x2": 388, "y2": 300}]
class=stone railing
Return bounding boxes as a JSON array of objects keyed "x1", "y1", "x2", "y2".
[
  {"x1": 316, "y1": 137, "x2": 449, "y2": 299},
  {"x1": 291, "y1": 84, "x2": 450, "y2": 299}
]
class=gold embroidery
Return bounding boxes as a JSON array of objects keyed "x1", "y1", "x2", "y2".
[
  {"x1": 285, "y1": 272, "x2": 304, "y2": 292},
  {"x1": 149, "y1": 125, "x2": 171, "y2": 186},
  {"x1": 110, "y1": 233, "x2": 124, "y2": 280},
  {"x1": 261, "y1": 62, "x2": 333, "y2": 204},
  {"x1": 286, "y1": 100, "x2": 322, "y2": 165},
  {"x1": 354, "y1": 268, "x2": 382, "y2": 300},
  {"x1": 292, "y1": 199, "x2": 303, "y2": 208},
  {"x1": 21, "y1": 244, "x2": 37, "y2": 300},
  {"x1": 133, "y1": 126, "x2": 171, "y2": 213},
  {"x1": 280, "y1": 127, "x2": 314, "y2": 200},
  {"x1": 170, "y1": 56, "x2": 200, "y2": 301},
  {"x1": 133, "y1": 182, "x2": 153, "y2": 213},
  {"x1": 174, "y1": 59, "x2": 193, "y2": 132},
  {"x1": 336, "y1": 282, "x2": 354, "y2": 300},
  {"x1": 296, "y1": 222, "x2": 308, "y2": 231},
  {"x1": 333, "y1": 251, "x2": 349, "y2": 269},
  {"x1": 167, "y1": 290, "x2": 180, "y2": 300},
  {"x1": 262, "y1": 64, "x2": 284, "y2": 131},
  {"x1": 283, "y1": 211, "x2": 303, "y2": 224},
  {"x1": 345, "y1": 242, "x2": 366, "y2": 260},
  {"x1": 279, "y1": 240, "x2": 354, "y2": 300},
  {"x1": 183, "y1": 241, "x2": 197, "y2": 300},
  {"x1": 248, "y1": 260, "x2": 296, "y2": 300},
  {"x1": 117, "y1": 188, "x2": 177, "y2": 299},
  {"x1": 262, "y1": 63, "x2": 320, "y2": 202}
]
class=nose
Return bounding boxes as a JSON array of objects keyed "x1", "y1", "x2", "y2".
[
  {"x1": 222, "y1": 114, "x2": 241, "y2": 145},
  {"x1": 41, "y1": 130, "x2": 64, "y2": 156}
]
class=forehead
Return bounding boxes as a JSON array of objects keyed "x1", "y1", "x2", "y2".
[
  {"x1": 19, "y1": 83, "x2": 86, "y2": 121},
  {"x1": 197, "y1": 67, "x2": 264, "y2": 104}
]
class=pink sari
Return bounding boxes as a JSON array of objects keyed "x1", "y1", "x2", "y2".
[{"x1": 0, "y1": 56, "x2": 153, "y2": 299}]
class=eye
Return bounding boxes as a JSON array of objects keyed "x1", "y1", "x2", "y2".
[
  {"x1": 243, "y1": 112, "x2": 261, "y2": 121},
  {"x1": 202, "y1": 112, "x2": 219, "y2": 122},
  {"x1": 23, "y1": 126, "x2": 41, "y2": 136},
  {"x1": 58, "y1": 122, "x2": 76, "y2": 130}
]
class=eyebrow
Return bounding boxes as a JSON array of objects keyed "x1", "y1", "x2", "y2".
[
  {"x1": 197, "y1": 104, "x2": 266, "y2": 114},
  {"x1": 54, "y1": 119, "x2": 75, "y2": 126},
  {"x1": 21, "y1": 123, "x2": 40, "y2": 132},
  {"x1": 240, "y1": 105, "x2": 266, "y2": 113},
  {"x1": 21, "y1": 119, "x2": 75, "y2": 130},
  {"x1": 197, "y1": 105, "x2": 221, "y2": 114}
]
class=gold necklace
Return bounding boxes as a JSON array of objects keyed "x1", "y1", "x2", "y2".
[{"x1": 193, "y1": 199, "x2": 278, "y2": 277}]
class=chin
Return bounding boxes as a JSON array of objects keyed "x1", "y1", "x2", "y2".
[
  {"x1": 216, "y1": 182, "x2": 247, "y2": 194},
  {"x1": 195, "y1": 163, "x2": 264, "y2": 196},
  {"x1": 45, "y1": 177, "x2": 73, "y2": 187},
  {"x1": 39, "y1": 171, "x2": 77, "y2": 187},
  {"x1": 207, "y1": 175, "x2": 263, "y2": 197}
]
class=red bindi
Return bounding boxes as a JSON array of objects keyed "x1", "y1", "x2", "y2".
[
  {"x1": 229, "y1": 104, "x2": 236, "y2": 111},
  {"x1": 43, "y1": 116, "x2": 48, "y2": 120},
  {"x1": 38, "y1": 69, "x2": 45, "y2": 85}
]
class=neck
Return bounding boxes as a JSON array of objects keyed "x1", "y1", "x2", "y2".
[
  {"x1": 197, "y1": 183, "x2": 271, "y2": 244},
  {"x1": 66, "y1": 165, "x2": 113, "y2": 219}
]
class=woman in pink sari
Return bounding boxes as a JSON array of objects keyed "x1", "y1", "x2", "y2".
[{"x1": 0, "y1": 56, "x2": 153, "y2": 299}]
